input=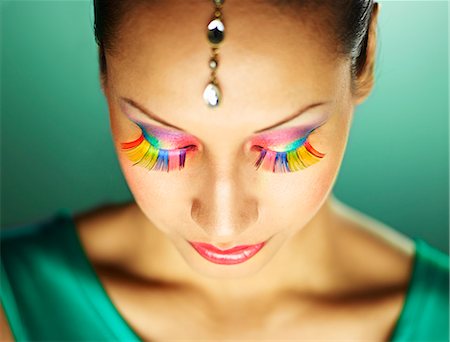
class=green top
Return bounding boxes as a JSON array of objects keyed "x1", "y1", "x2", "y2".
[{"x1": 1, "y1": 209, "x2": 449, "y2": 341}]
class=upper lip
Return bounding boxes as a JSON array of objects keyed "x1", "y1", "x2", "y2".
[{"x1": 189, "y1": 241, "x2": 264, "y2": 254}]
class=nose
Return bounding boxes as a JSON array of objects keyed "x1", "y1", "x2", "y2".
[{"x1": 190, "y1": 168, "x2": 259, "y2": 245}]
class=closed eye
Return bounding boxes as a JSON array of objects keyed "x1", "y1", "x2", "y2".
[
  {"x1": 120, "y1": 131, "x2": 197, "y2": 173},
  {"x1": 252, "y1": 128, "x2": 325, "y2": 173}
]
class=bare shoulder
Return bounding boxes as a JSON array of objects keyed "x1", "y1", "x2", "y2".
[
  {"x1": 329, "y1": 195, "x2": 416, "y2": 290},
  {"x1": 72, "y1": 202, "x2": 142, "y2": 264},
  {"x1": 320, "y1": 196, "x2": 418, "y2": 339},
  {"x1": 0, "y1": 302, "x2": 14, "y2": 341}
]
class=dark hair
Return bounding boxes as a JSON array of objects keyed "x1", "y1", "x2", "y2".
[{"x1": 93, "y1": 0, "x2": 377, "y2": 93}]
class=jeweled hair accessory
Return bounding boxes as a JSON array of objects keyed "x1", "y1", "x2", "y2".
[{"x1": 203, "y1": 0, "x2": 225, "y2": 108}]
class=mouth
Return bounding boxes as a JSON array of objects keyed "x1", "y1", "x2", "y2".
[{"x1": 188, "y1": 240, "x2": 267, "y2": 265}]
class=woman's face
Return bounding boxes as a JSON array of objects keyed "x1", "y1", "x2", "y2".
[{"x1": 103, "y1": 1, "x2": 361, "y2": 278}]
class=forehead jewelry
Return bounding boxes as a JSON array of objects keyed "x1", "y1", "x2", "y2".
[{"x1": 203, "y1": 0, "x2": 225, "y2": 108}]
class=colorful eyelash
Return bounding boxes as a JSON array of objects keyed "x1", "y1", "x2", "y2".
[
  {"x1": 121, "y1": 124, "x2": 324, "y2": 173},
  {"x1": 120, "y1": 132, "x2": 195, "y2": 172},
  {"x1": 253, "y1": 133, "x2": 325, "y2": 173}
]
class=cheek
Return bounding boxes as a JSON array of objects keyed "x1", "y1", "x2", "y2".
[
  {"x1": 257, "y1": 166, "x2": 335, "y2": 234},
  {"x1": 116, "y1": 152, "x2": 194, "y2": 234},
  {"x1": 258, "y1": 111, "x2": 351, "y2": 232}
]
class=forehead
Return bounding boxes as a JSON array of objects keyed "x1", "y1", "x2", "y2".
[{"x1": 106, "y1": 0, "x2": 350, "y2": 133}]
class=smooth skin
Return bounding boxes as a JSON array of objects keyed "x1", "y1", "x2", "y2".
[{"x1": 1, "y1": 1, "x2": 416, "y2": 340}]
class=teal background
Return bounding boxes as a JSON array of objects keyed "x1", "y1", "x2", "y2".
[{"x1": 1, "y1": 1, "x2": 448, "y2": 252}]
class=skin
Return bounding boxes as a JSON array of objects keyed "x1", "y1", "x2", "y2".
[{"x1": 0, "y1": 1, "x2": 416, "y2": 340}]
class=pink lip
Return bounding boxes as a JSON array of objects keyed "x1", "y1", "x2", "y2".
[{"x1": 189, "y1": 241, "x2": 266, "y2": 265}]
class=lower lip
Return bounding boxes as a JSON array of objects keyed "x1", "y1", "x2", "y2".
[{"x1": 189, "y1": 241, "x2": 266, "y2": 265}]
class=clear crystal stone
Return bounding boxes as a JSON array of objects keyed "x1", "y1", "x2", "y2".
[{"x1": 203, "y1": 82, "x2": 221, "y2": 107}]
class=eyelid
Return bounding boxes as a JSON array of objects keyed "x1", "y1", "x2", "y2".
[
  {"x1": 135, "y1": 122, "x2": 198, "y2": 152},
  {"x1": 120, "y1": 132, "x2": 196, "y2": 173},
  {"x1": 253, "y1": 130, "x2": 312, "y2": 153},
  {"x1": 251, "y1": 121, "x2": 326, "y2": 153}
]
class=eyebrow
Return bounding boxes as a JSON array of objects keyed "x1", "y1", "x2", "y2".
[
  {"x1": 121, "y1": 98, "x2": 186, "y2": 131},
  {"x1": 120, "y1": 97, "x2": 329, "y2": 134}
]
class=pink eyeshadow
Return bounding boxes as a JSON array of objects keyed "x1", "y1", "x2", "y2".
[
  {"x1": 251, "y1": 125, "x2": 317, "y2": 150},
  {"x1": 120, "y1": 102, "x2": 199, "y2": 149}
]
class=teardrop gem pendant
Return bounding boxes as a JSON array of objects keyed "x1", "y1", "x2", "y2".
[{"x1": 203, "y1": 82, "x2": 221, "y2": 107}]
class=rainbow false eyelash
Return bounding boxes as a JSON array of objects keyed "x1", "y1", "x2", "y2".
[
  {"x1": 253, "y1": 130, "x2": 325, "y2": 173},
  {"x1": 120, "y1": 126, "x2": 196, "y2": 172},
  {"x1": 121, "y1": 121, "x2": 325, "y2": 173}
]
